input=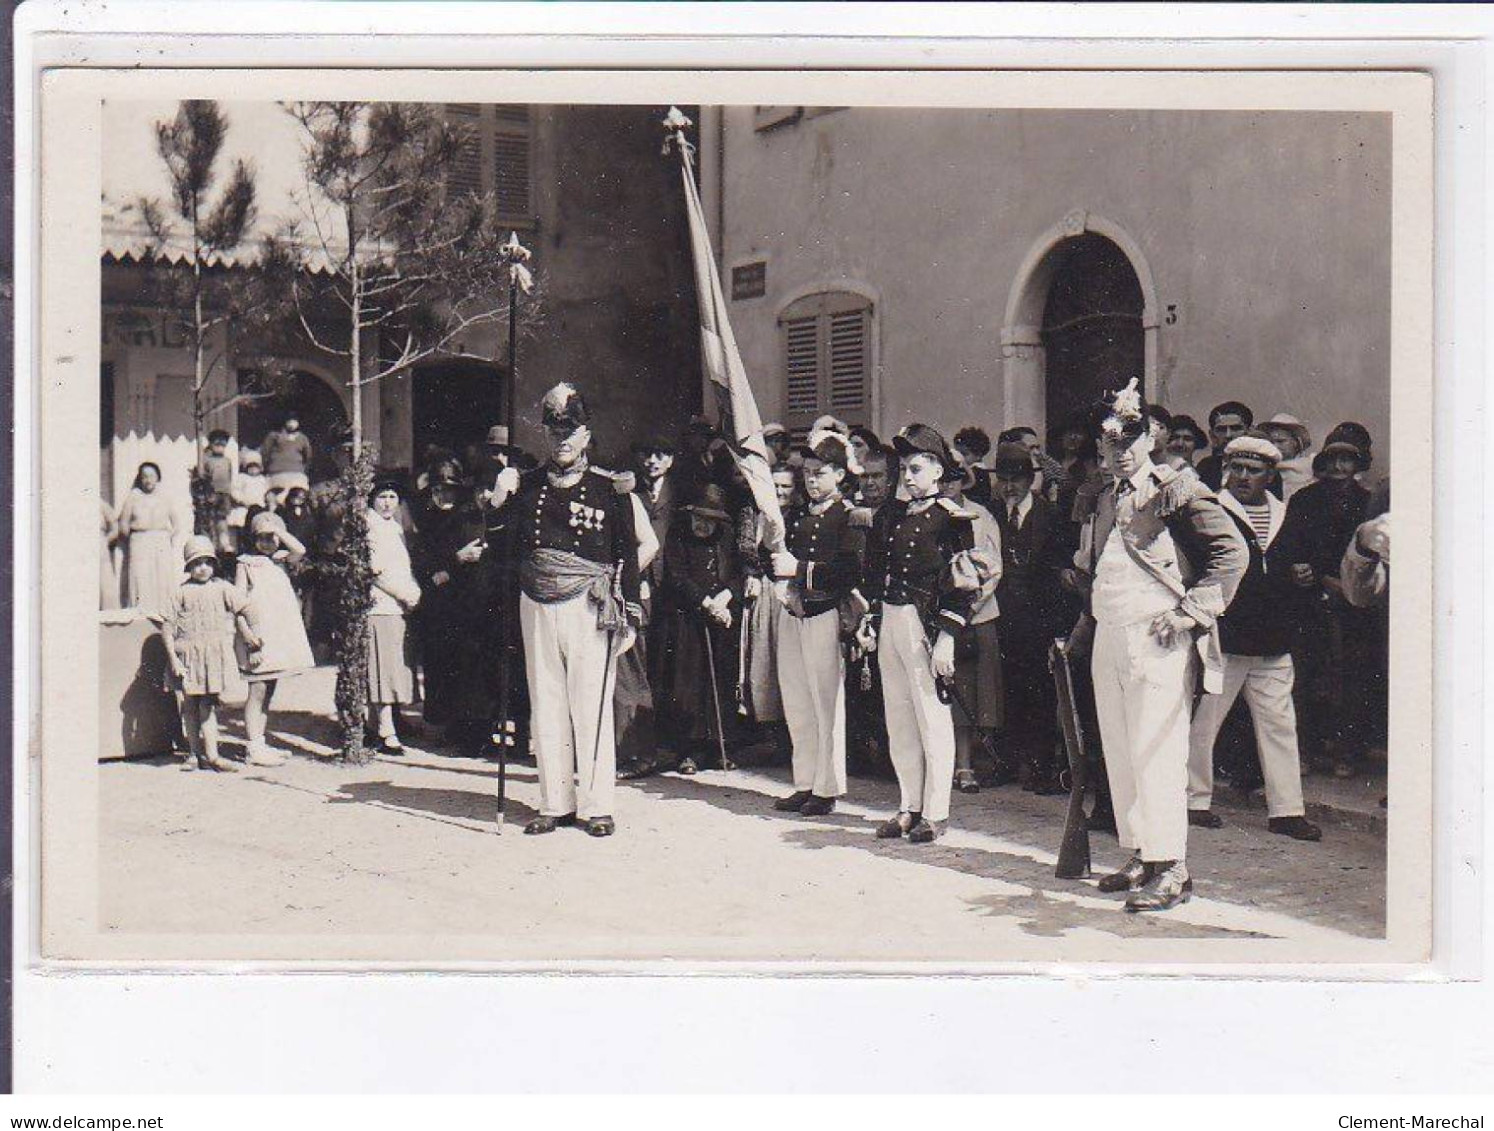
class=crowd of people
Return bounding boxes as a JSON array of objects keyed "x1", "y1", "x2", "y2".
[{"x1": 107, "y1": 383, "x2": 1391, "y2": 913}]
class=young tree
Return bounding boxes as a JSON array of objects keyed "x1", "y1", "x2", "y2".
[
  {"x1": 271, "y1": 101, "x2": 539, "y2": 761},
  {"x1": 137, "y1": 100, "x2": 262, "y2": 533}
]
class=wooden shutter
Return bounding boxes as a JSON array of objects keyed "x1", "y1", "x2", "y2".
[
  {"x1": 492, "y1": 107, "x2": 532, "y2": 223},
  {"x1": 444, "y1": 104, "x2": 483, "y2": 198},
  {"x1": 779, "y1": 292, "x2": 872, "y2": 434}
]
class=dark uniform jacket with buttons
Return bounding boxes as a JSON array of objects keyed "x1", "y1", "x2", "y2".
[
  {"x1": 864, "y1": 496, "x2": 977, "y2": 638},
  {"x1": 490, "y1": 464, "x2": 641, "y2": 612},
  {"x1": 781, "y1": 497, "x2": 865, "y2": 620}
]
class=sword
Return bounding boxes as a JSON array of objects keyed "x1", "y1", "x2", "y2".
[
  {"x1": 735, "y1": 586, "x2": 752, "y2": 716},
  {"x1": 587, "y1": 561, "x2": 623, "y2": 802}
]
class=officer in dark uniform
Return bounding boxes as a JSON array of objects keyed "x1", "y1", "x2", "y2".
[
  {"x1": 769, "y1": 429, "x2": 866, "y2": 816},
  {"x1": 488, "y1": 383, "x2": 642, "y2": 837},
  {"x1": 858, "y1": 424, "x2": 978, "y2": 844}
]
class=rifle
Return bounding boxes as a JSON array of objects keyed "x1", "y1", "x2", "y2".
[{"x1": 1049, "y1": 636, "x2": 1091, "y2": 879}]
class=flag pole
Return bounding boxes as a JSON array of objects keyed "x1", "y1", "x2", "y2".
[
  {"x1": 492, "y1": 231, "x2": 533, "y2": 833},
  {"x1": 662, "y1": 106, "x2": 788, "y2": 563}
]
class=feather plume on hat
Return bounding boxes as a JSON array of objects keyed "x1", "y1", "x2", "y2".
[
  {"x1": 1099, "y1": 378, "x2": 1149, "y2": 442},
  {"x1": 805, "y1": 428, "x2": 863, "y2": 476},
  {"x1": 541, "y1": 382, "x2": 590, "y2": 430}
]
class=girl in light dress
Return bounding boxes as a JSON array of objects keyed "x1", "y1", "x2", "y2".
[
  {"x1": 367, "y1": 482, "x2": 422, "y2": 755},
  {"x1": 227, "y1": 450, "x2": 270, "y2": 549},
  {"x1": 117, "y1": 461, "x2": 179, "y2": 615},
  {"x1": 234, "y1": 510, "x2": 317, "y2": 766},
  {"x1": 153, "y1": 536, "x2": 260, "y2": 773}
]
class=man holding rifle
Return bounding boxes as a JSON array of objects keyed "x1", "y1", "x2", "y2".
[
  {"x1": 488, "y1": 383, "x2": 642, "y2": 838},
  {"x1": 1069, "y1": 381, "x2": 1248, "y2": 911}
]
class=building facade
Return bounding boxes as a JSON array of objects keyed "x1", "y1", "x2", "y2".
[
  {"x1": 697, "y1": 106, "x2": 1392, "y2": 467},
  {"x1": 101, "y1": 101, "x2": 702, "y2": 518}
]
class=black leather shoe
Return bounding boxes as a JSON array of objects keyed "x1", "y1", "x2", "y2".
[
  {"x1": 875, "y1": 811, "x2": 916, "y2": 839},
  {"x1": 907, "y1": 818, "x2": 945, "y2": 844},
  {"x1": 799, "y1": 795, "x2": 837, "y2": 817},
  {"x1": 1188, "y1": 809, "x2": 1224, "y2": 829},
  {"x1": 523, "y1": 813, "x2": 577, "y2": 835},
  {"x1": 1268, "y1": 815, "x2": 1323, "y2": 842},
  {"x1": 677, "y1": 757, "x2": 698, "y2": 776},
  {"x1": 1097, "y1": 854, "x2": 1149, "y2": 893},
  {"x1": 585, "y1": 816, "x2": 615, "y2": 838},
  {"x1": 774, "y1": 790, "x2": 814, "y2": 812},
  {"x1": 1125, "y1": 862, "x2": 1193, "y2": 912}
]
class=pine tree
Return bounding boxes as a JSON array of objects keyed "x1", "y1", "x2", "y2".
[{"x1": 271, "y1": 101, "x2": 538, "y2": 761}]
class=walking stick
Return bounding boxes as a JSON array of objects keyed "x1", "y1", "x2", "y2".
[{"x1": 703, "y1": 616, "x2": 735, "y2": 771}]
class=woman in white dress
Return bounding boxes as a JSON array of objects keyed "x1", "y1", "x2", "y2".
[{"x1": 117, "y1": 462, "x2": 179, "y2": 615}]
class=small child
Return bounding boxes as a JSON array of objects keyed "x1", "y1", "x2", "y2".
[
  {"x1": 227, "y1": 450, "x2": 269, "y2": 550},
  {"x1": 153, "y1": 535, "x2": 260, "y2": 773},
  {"x1": 235, "y1": 511, "x2": 317, "y2": 766}
]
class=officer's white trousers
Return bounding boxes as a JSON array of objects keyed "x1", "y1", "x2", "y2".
[
  {"x1": 777, "y1": 606, "x2": 847, "y2": 799},
  {"x1": 520, "y1": 592, "x2": 618, "y2": 821},
  {"x1": 1092, "y1": 619, "x2": 1194, "y2": 863},
  {"x1": 1187, "y1": 652, "x2": 1306, "y2": 818},
  {"x1": 879, "y1": 602, "x2": 955, "y2": 823}
]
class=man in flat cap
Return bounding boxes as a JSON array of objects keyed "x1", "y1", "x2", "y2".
[
  {"x1": 1070, "y1": 380, "x2": 1248, "y2": 911},
  {"x1": 857, "y1": 423, "x2": 978, "y2": 844},
  {"x1": 769, "y1": 428, "x2": 866, "y2": 816},
  {"x1": 1186, "y1": 433, "x2": 1322, "y2": 841},
  {"x1": 488, "y1": 383, "x2": 642, "y2": 837}
]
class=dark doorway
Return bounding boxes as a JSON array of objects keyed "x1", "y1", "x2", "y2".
[
  {"x1": 1041, "y1": 233, "x2": 1145, "y2": 432},
  {"x1": 412, "y1": 359, "x2": 506, "y2": 470},
  {"x1": 237, "y1": 369, "x2": 350, "y2": 483}
]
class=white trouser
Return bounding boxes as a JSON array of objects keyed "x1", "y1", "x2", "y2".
[
  {"x1": 520, "y1": 592, "x2": 618, "y2": 821},
  {"x1": 1092, "y1": 619, "x2": 1194, "y2": 863},
  {"x1": 777, "y1": 606, "x2": 847, "y2": 798},
  {"x1": 878, "y1": 602, "x2": 955, "y2": 823},
  {"x1": 1187, "y1": 652, "x2": 1306, "y2": 818}
]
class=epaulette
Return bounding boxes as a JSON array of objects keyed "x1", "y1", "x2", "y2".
[
  {"x1": 1149, "y1": 463, "x2": 1214, "y2": 517},
  {"x1": 936, "y1": 496, "x2": 977, "y2": 521}
]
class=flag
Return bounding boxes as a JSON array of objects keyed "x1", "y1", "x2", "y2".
[{"x1": 675, "y1": 148, "x2": 787, "y2": 555}]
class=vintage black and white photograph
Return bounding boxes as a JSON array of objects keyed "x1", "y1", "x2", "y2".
[{"x1": 39, "y1": 69, "x2": 1432, "y2": 965}]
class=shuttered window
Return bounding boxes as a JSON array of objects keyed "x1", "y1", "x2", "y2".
[
  {"x1": 441, "y1": 104, "x2": 534, "y2": 226},
  {"x1": 445, "y1": 104, "x2": 483, "y2": 198},
  {"x1": 778, "y1": 292, "x2": 873, "y2": 434}
]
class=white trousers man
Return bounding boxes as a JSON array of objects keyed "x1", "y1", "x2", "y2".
[
  {"x1": 777, "y1": 606, "x2": 848, "y2": 799},
  {"x1": 1187, "y1": 652, "x2": 1307, "y2": 818},
  {"x1": 520, "y1": 592, "x2": 619, "y2": 821},
  {"x1": 1092, "y1": 620, "x2": 1194, "y2": 863},
  {"x1": 879, "y1": 602, "x2": 954, "y2": 823}
]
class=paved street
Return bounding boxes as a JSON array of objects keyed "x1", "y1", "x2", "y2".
[{"x1": 99, "y1": 667, "x2": 1386, "y2": 963}]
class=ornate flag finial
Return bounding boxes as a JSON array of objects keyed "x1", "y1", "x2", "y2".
[
  {"x1": 499, "y1": 230, "x2": 534, "y2": 293},
  {"x1": 661, "y1": 105, "x2": 695, "y2": 158}
]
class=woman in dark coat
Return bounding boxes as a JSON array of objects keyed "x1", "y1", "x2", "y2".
[
  {"x1": 657, "y1": 483, "x2": 741, "y2": 774},
  {"x1": 413, "y1": 461, "x2": 491, "y2": 750}
]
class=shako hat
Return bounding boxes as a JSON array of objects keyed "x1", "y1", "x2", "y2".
[
  {"x1": 541, "y1": 383, "x2": 590, "y2": 431},
  {"x1": 804, "y1": 428, "x2": 862, "y2": 476},
  {"x1": 891, "y1": 423, "x2": 960, "y2": 480},
  {"x1": 1097, "y1": 378, "x2": 1150, "y2": 443}
]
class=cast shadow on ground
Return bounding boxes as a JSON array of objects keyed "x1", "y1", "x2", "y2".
[
  {"x1": 620, "y1": 768, "x2": 1263, "y2": 941},
  {"x1": 328, "y1": 779, "x2": 539, "y2": 830}
]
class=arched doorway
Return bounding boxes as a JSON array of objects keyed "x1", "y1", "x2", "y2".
[
  {"x1": 412, "y1": 358, "x2": 506, "y2": 469},
  {"x1": 237, "y1": 368, "x2": 350, "y2": 482},
  {"x1": 1000, "y1": 211, "x2": 1159, "y2": 441},
  {"x1": 1041, "y1": 233, "x2": 1145, "y2": 432}
]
